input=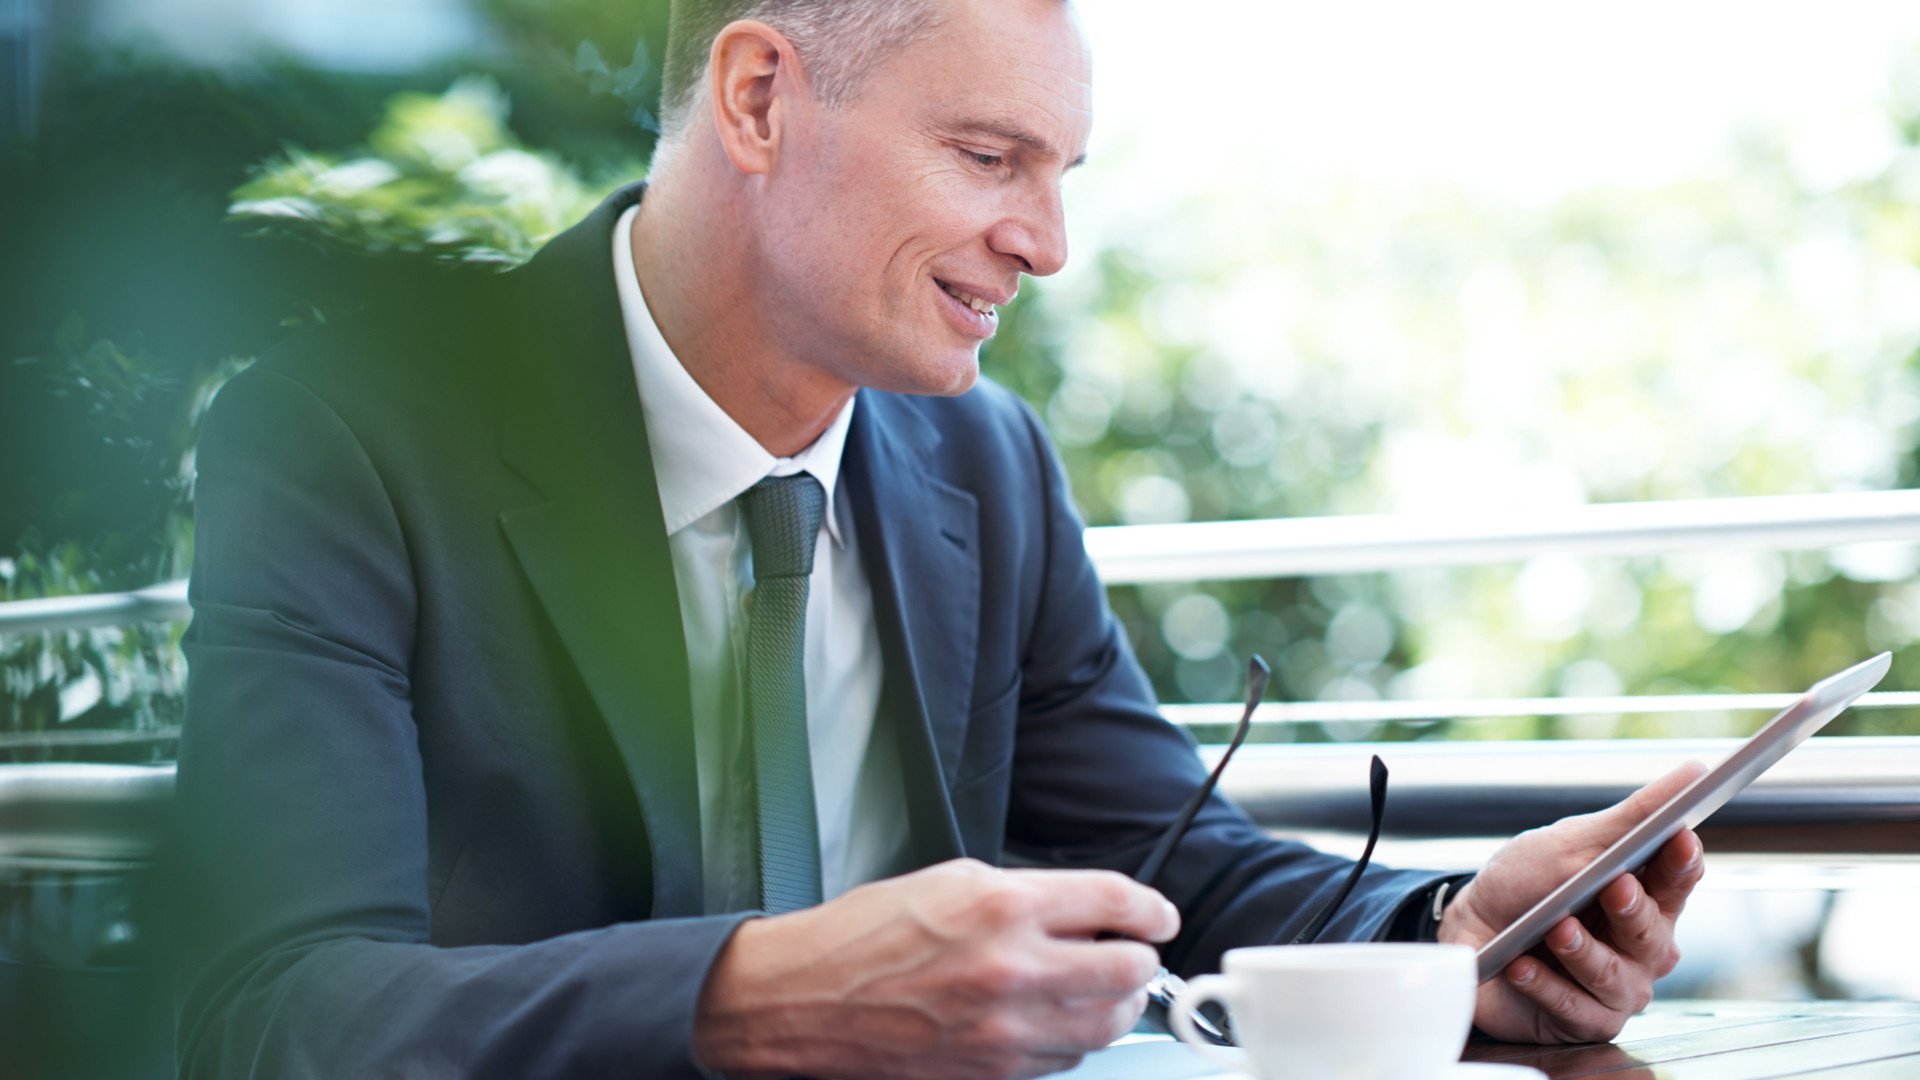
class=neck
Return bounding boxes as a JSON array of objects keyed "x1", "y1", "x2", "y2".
[{"x1": 630, "y1": 157, "x2": 856, "y2": 459}]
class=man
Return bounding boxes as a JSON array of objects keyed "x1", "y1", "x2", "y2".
[{"x1": 175, "y1": 0, "x2": 1705, "y2": 1076}]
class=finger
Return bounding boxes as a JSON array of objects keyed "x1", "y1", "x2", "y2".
[
  {"x1": 1597, "y1": 874, "x2": 1682, "y2": 979},
  {"x1": 1024, "y1": 989, "x2": 1149, "y2": 1057},
  {"x1": 982, "y1": 986, "x2": 1147, "y2": 1060},
  {"x1": 1640, "y1": 828, "x2": 1704, "y2": 917},
  {"x1": 1504, "y1": 951, "x2": 1626, "y2": 1043},
  {"x1": 1545, "y1": 908, "x2": 1651, "y2": 1015},
  {"x1": 1022, "y1": 935, "x2": 1164, "y2": 999},
  {"x1": 1014, "y1": 869, "x2": 1182, "y2": 942},
  {"x1": 1597, "y1": 874, "x2": 1664, "y2": 959},
  {"x1": 1009, "y1": 1058, "x2": 1086, "y2": 1080},
  {"x1": 1586, "y1": 760, "x2": 1709, "y2": 841}
]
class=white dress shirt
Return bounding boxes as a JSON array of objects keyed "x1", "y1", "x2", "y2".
[{"x1": 611, "y1": 204, "x2": 909, "y2": 914}]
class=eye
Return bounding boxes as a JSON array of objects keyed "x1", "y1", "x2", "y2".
[{"x1": 969, "y1": 151, "x2": 1003, "y2": 169}]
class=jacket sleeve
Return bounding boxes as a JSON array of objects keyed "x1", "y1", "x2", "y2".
[
  {"x1": 997, "y1": 399, "x2": 1448, "y2": 978},
  {"x1": 175, "y1": 366, "x2": 748, "y2": 1080}
]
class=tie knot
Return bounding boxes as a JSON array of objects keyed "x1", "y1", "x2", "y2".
[{"x1": 739, "y1": 473, "x2": 826, "y2": 580}]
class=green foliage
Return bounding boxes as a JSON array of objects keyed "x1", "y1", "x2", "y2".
[
  {"x1": 230, "y1": 77, "x2": 627, "y2": 267},
  {"x1": 0, "y1": 317, "x2": 224, "y2": 759},
  {"x1": 1, "y1": 10, "x2": 675, "y2": 757}
]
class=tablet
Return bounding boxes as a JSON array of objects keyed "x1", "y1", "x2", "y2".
[{"x1": 1474, "y1": 651, "x2": 1892, "y2": 984}]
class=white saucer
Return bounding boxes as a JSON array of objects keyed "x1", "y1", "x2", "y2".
[{"x1": 1193, "y1": 1064, "x2": 1545, "y2": 1080}]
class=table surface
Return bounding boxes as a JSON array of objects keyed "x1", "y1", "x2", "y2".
[
  {"x1": 1062, "y1": 1001, "x2": 1920, "y2": 1080},
  {"x1": 1464, "y1": 1000, "x2": 1920, "y2": 1079}
]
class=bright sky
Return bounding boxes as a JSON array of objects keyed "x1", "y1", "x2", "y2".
[{"x1": 1075, "y1": 0, "x2": 1920, "y2": 208}]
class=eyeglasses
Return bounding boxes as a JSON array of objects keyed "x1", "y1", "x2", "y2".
[{"x1": 1138, "y1": 655, "x2": 1390, "y2": 1046}]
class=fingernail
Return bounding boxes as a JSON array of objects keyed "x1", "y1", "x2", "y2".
[
  {"x1": 1617, "y1": 892, "x2": 1639, "y2": 916},
  {"x1": 1513, "y1": 963, "x2": 1536, "y2": 985},
  {"x1": 1560, "y1": 927, "x2": 1584, "y2": 952},
  {"x1": 1162, "y1": 899, "x2": 1180, "y2": 925}
]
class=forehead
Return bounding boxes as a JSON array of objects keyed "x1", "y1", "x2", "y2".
[{"x1": 870, "y1": 0, "x2": 1093, "y2": 154}]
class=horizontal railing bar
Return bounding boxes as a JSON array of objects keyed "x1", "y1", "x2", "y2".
[
  {"x1": 6, "y1": 736, "x2": 1920, "y2": 861},
  {"x1": 0, "y1": 728, "x2": 182, "y2": 750},
  {"x1": 0, "y1": 693, "x2": 1892, "y2": 753},
  {"x1": 1210, "y1": 737, "x2": 1920, "y2": 842},
  {"x1": 0, "y1": 579, "x2": 190, "y2": 635},
  {"x1": 1085, "y1": 489, "x2": 1920, "y2": 584},
  {"x1": 0, "y1": 763, "x2": 176, "y2": 863},
  {"x1": 1165, "y1": 691, "x2": 1920, "y2": 726},
  {"x1": 0, "y1": 690, "x2": 1894, "y2": 753},
  {"x1": 6, "y1": 491, "x2": 1920, "y2": 630},
  {"x1": 0, "y1": 690, "x2": 1902, "y2": 753}
]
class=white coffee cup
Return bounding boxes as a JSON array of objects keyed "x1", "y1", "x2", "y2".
[{"x1": 1169, "y1": 942, "x2": 1476, "y2": 1080}]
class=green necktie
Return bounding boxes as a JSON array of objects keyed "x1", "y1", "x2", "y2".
[{"x1": 738, "y1": 473, "x2": 826, "y2": 913}]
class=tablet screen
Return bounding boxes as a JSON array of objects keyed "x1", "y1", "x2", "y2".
[{"x1": 1474, "y1": 652, "x2": 1892, "y2": 984}]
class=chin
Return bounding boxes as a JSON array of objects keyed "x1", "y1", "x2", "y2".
[
  {"x1": 915, "y1": 352, "x2": 981, "y2": 397},
  {"x1": 860, "y1": 344, "x2": 980, "y2": 398}
]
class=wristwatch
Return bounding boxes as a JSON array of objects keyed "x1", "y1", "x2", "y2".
[{"x1": 1414, "y1": 873, "x2": 1475, "y2": 942}]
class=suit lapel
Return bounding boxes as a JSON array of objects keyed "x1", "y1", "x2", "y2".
[
  {"x1": 488, "y1": 183, "x2": 990, "y2": 903},
  {"x1": 844, "y1": 393, "x2": 980, "y2": 867},
  {"x1": 495, "y1": 182, "x2": 705, "y2": 919}
]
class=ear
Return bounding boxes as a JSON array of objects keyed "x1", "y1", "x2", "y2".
[{"x1": 707, "y1": 20, "x2": 804, "y2": 176}]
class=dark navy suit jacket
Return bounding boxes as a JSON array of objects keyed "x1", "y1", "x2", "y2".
[{"x1": 175, "y1": 183, "x2": 1446, "y2": 1078}]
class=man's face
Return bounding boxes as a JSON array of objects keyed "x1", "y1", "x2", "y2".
[{"x1": 756, "y1": 0, "x2": 1092, "y2": 397}]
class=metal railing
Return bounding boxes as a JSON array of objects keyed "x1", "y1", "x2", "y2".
[
  {"x1": 22, "y1": 735, "x2": 1920, "y2": 866},
  {"x1": 4, "y1": 489, "x2": 1920, "y2": 863},
  {"x1": 0, "y1": 578, "x2": 189, "y2": 635},
  {"x1": 0, "y1": 763, "x2": 174, "y2": 865},
  {"x1": 1084, "y1": 489, "x2": 1920, "y2": 583},
  {"x1": 10, "y1": 489, "x2": 1920, "y2": 629},
  {"x1": 1212, "y1": 738, "x2": 1920, "y2": 841}
]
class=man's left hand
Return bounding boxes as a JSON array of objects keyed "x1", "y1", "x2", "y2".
[{"x1": 1439, "y1": 761, "x2": 1708, "y2": 1043}]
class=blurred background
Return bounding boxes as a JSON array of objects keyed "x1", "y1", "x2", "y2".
[{"x1": 6, "y1": 0, "x2": 1920, "y2": 1072}]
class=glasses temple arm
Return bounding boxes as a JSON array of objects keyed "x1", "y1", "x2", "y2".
[{"x1": 1290, "y1": 754, "x2": 1388, "y2": 945}]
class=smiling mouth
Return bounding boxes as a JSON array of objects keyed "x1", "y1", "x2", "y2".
[{"x1": 936, "y1": 279, "x2": 1000, "y2": 318}]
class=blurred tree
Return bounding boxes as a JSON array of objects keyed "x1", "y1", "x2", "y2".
[
  {"x1": 0, "y1": 4, "x2": 669, "y2": 756},
  {"x1": 981, "y1": 51, "x2": 1920, "y2": 735}
]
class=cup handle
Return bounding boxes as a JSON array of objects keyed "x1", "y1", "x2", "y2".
[{"x1": 1168, "y1": 974, "x2": 1248, "y2": 1071}]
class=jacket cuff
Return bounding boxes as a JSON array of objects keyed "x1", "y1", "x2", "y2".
[
  {"x1": 1377, "y1": 873, "x2": 1476, "y2": 942},
  {"x1": 682, "y1": 913, "x2": 764, "y2": 1080}
]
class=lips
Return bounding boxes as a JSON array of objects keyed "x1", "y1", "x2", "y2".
[{"x1": 936, "y1": 279, "x2": 1001, "y2": 317}]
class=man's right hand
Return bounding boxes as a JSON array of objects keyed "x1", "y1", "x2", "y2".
[{"x1": 691, "y1": 858, "x2": 1180, "y2": 1080}]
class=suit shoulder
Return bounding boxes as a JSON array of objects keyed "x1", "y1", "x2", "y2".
[{"x1": 234, "y1": 275, "x2": 516, "y2": 426}]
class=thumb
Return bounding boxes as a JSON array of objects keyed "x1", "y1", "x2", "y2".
[{"x1": 1586, "y1": 759, "x2": 1708, "y2": 842}]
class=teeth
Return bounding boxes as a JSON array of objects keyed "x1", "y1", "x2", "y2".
[{"x1": 941, "y1": 281, "x2": 998, "y2": 317}]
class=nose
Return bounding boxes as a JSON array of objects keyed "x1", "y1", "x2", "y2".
[{"x1": 985, "y1": 181, "x2": 1069, "y2": 279}]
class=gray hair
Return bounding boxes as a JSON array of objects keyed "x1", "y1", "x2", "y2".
[{"x1": 654, "y1": 0, "x2": 943, "y2": 167}]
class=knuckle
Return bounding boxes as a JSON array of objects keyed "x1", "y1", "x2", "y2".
[
  {"x1": 1087, "y1": 872, "x2": 1140, "y2": 919},
  {"x1": 1660, "y1": 942, "x2": 1683, "y2": 975},
  {"x1": 1544, "y1": 982, "x2": 1583, "y2": 1019},
  {"x1": 973, "y1": 882, "x2": 1035, "y2": 929},
  {"x1": 1588, "y1": 953, "x2": 1624, "y2": 994},
  {"x1": 967, "y1": 948, "x2": 1037, "y2": 999}
]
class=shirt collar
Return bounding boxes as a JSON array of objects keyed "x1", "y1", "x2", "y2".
[{"x1": 611, "y1": 204, "x2": 852, "y2": 542}]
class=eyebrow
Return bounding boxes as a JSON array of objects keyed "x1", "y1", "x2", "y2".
[{"x1": 952, "y1": 119, "x2": 1089, "y2": 170}]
